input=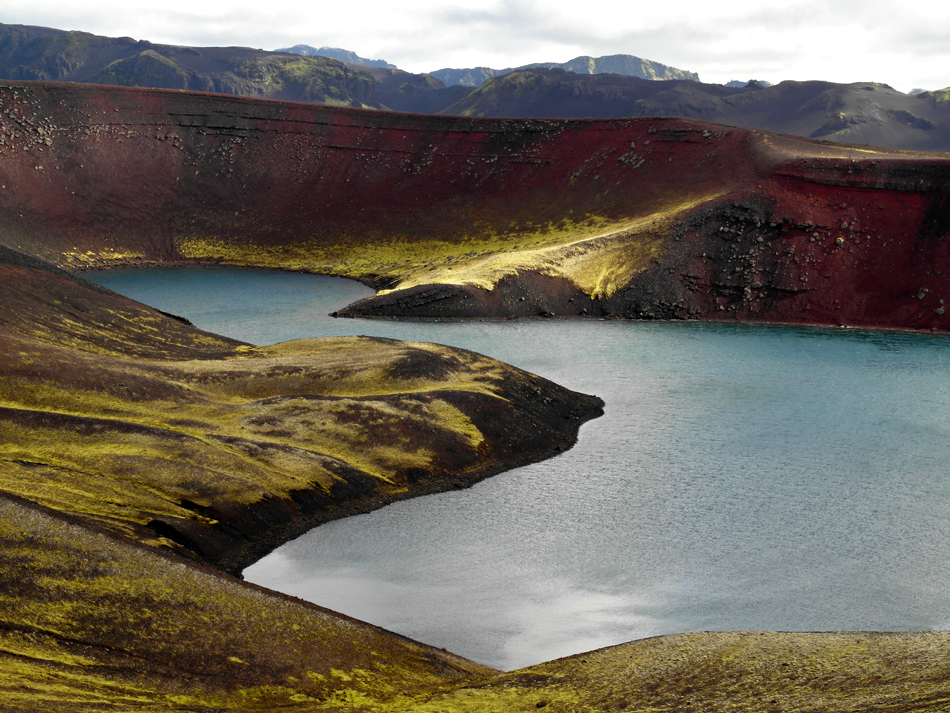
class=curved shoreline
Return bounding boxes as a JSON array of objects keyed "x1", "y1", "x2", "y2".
[{"x1": 82, "y1": 259, "x2": 950, "y2": 339}]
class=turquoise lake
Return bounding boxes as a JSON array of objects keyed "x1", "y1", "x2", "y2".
[{"x1": 88, "y1": 266, "x2": 950, "y2": 671}]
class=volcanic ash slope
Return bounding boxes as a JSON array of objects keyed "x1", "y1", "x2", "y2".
[{"x1": 2, "y1": 81, "x2": 950, "y2": 331}]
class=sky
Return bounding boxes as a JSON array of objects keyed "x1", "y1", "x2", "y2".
[{"x1": 0, "y1": 0, "x2": 948, "y2": 93}]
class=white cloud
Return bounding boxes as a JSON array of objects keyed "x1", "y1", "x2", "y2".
[{"x1": 1, "y1": 0, "x2": 949, "y2": 91}]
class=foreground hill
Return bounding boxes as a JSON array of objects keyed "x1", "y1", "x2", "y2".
[
  {"x1": 0, "y1": 244, "x2": 599, "y2": 708},
  {"x1": 4, "y1": 81, "x2": 950, "y2": 710},
  {"x1": 7, "y1": 485, "x2": 950, "y2": 713},
  {"x1": 0, "y1": 492, "x2": 493, "y2": 710}
]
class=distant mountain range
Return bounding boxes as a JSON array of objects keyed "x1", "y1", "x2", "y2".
[
  {"x1": 275, "y1": 44, "x2": 396, "y2": 69},
  {"x1": 1, "y1": 22, "x2": 949, "y2": 152},
  {"x1": 441, "y1": 68, "x2": 950, "y2": 152},
  {"x1": 275, "y1": 44, "x2": 697, "y2": 86},
  {"x1": 428, "y1": 54, "x2": 699, "y2": 87},
  {"x1": 0, "y1": 23, "x2": 380, "y2": 107}
]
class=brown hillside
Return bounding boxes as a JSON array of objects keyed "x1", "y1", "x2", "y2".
[{"x1": 2, "y1": 80, "x2": 949, "y2": 331}]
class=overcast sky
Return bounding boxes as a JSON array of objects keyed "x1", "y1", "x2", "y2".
[{"x1": 1, "y1": 0, "x2": 947, "y2": 92}]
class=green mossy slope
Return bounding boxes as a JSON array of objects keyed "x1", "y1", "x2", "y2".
[
  {"x1": 0, "y1": 247, "x2": 606, "y2": 711},
  {"x1": 0, "y1": 247, "x2": 602, "y2": 572},
  {"x1": 407, "y1": 632, "x2": 950, "y2": 712},
  {"x1": 0, "y1": 24, "x2": 380, "y2": 107},
  {"x1": 7, "y1": 493, "x2": 950, "y2": 713},
  {"x1": 0, "y1": 494, "x2": 492, "y2": 712}
]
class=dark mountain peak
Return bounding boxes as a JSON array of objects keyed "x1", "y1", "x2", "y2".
[
  {"x1": 725, "y1": 79, "x2": 773, "y2": 88},
  {"x1": 0, "y1": 22, "x2": 381, "y2": 107}
]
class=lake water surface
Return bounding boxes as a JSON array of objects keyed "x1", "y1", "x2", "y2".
[{"x1": 89, "y1": 267, "x2": 950, "y2": 670}]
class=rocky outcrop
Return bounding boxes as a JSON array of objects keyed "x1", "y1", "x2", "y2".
[{"x1": 276, "y1": 44, "x2": 397, "y2": 69}]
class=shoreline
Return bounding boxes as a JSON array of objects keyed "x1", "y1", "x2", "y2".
[{"x1": 79, "y1": 258, "x2": 950, "y2": 339}]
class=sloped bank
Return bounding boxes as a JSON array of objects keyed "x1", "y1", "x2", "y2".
[
  {"x1": 0, "y1": 245, "x2": 602, "y2": 574},
  {"x1": 2, "y1": 81, "x2": 950, "y2": 332},
  {"x1": 0, "y1": 243, "x2": 603, "y2": 709}
]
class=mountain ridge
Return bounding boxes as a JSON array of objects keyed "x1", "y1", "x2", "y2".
[
  {"x1": 0, "y1": 22, "x2": 382, "y2": 107},
  {"x1": 436, "y1": 68, "x2": 950, "y2": 153},
  {"x1": 430, "y1": 52, "x2": 700, "y2": 87},
  {"x1": 276, "y1": 43, "x2": 397, "y2": 68},
  {"x1": 3, "y1": 22, "x2": 950, "y2": 152}
]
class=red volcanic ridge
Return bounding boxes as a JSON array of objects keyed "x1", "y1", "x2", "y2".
[{"x1": 2, "y1": 80, "x2": 950, "y2": 332}]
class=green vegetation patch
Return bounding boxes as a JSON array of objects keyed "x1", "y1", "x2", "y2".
[
  {"x1": 0, "y1": 255, "x2": 594, "y2": 571},
  {"x1": 0, "y1": 495, "x2": 490, "y2": 712}
]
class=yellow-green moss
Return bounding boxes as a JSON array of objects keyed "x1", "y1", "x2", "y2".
[
  {"x1": 0, "y1": 330, "x2": 553, "y2": 556},
  {"x1": 0, "y1": 496, "x2": 493, "y2": 712},
  {"x1": 174, "y1": 193, "x2": 722, "y2": 301}
]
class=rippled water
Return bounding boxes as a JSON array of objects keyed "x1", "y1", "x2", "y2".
[{"x1": 89, "y1": 267, "x2": 950, "y2": 670}]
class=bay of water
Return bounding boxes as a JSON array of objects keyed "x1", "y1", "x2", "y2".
[{"x1": 89, "y1": 266, "x2": 950, "y2": 670}]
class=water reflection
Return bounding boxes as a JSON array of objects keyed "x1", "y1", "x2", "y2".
[{"x1": 246, "y1": 521, "x2": 673, "y2": 670}]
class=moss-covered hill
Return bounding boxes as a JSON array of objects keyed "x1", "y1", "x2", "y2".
[
  {"x1": 7, "y1": 484, "x2": 950, "y2": 713},
  {"x1": 0, "y1": 245, "x2": 601, "y2": 573},
  {"x1": 0, "y1": 493, "x2": 493, "y2": 711},
  {"x1": 0, "y1": 243, "x2": 606, "y2": 710}
]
